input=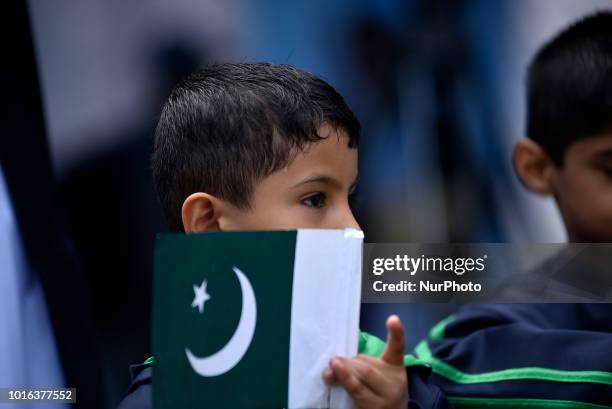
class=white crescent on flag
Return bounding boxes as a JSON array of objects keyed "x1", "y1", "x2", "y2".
[{"x1": 186, "y1": 266, "x2": 257, "y2": 377}]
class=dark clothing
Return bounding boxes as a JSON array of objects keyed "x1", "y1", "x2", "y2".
[
  {"x1": 419, "y1": 304, "x2": 612, "y2": 407},
  {"x1": 118, "y1": 304, "x2": 612, "y2": 408},
  {"x1": 116, "y1": 364, "x2": 154, "y2": 409}
]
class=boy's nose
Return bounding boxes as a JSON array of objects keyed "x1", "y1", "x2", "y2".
[{"x1": 341, "y1": 208, "x2": 361, "y2": 231}]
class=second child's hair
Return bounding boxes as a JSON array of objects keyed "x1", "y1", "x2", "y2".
[
  {"x1": 152, "y1": 63, "x2": 360, "y2": 231},
  {"x1": 527, "y1": 11, "x2": 612, "y2": 164}
]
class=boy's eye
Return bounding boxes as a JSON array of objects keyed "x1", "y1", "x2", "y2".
[{"x1": 302, "y1": 192, "x2": 326, "y2": 209}]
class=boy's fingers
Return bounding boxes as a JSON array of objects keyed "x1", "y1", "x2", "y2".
[
  {"x1": 355, "y1": 354, "x2": 379, "y2": 364},
  {"x1": 381, "y1": 315, "x2": 405, "y2": 366},
  {"x1": 350, "y1": 358, "x2": 385, "y2": 397},
  {"x1": 322, "y1": 366, "x2": 335, "y2": 384},
  {"x1": 330, "y1": 358, "x2": 375, "y2": 401}
]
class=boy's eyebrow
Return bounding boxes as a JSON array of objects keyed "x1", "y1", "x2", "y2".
[{"x1": 290, "y1": 174, "x2": 359, "y2": 190}]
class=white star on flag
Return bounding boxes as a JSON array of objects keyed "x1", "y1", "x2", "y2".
[{"x1": 191, "y1": 279, "x2": 211, "y2": 314}]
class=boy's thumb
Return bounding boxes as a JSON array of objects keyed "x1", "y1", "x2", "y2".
[{"x1": 381, "y1": 315, "x2": 405, "y2": 366}]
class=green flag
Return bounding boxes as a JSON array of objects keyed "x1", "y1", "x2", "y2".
[{"x1": 153, "y1": 229, "x2": 363, "y2": 409}]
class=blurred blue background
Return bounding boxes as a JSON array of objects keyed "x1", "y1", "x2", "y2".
[{"x1": 2, "y1": 0, "x2": 611, "y2": 407}]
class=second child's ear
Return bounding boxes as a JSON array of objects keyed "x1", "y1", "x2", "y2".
[
  {"x1": 512, "y1": 138, "x2": 555, "y2": 195},
  {"x1": 182, "y1": 193, "x2": 224, "y2": 233}
]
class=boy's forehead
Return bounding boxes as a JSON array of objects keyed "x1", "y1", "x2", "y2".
[
  {"x1": 262, "y1": 125, "x2": 358, "y2": 189},
  {"x1": 299, "y1": 125, "x2": 355, "y2": 163}
]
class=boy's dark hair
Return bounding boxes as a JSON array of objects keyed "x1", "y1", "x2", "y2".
[
  {"x1": 152, "y1": 62, "x2": 360, "y2": 231},
  {"x1": 527, "y1": 11, "x2": 612, "y2": 164}
]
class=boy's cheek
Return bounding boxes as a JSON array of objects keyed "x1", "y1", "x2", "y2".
[
  {"x1": 555, "y1": 173, "x2": 612, "y2": 241},
  {"x1": 221, "y1": 206, "x2": 316, "y2": 231},
  {"x1": 565, "y1": 203, "x2": 612, "y2": 241}
]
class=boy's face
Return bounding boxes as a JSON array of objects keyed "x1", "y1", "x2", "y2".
[
  {"x1": 182, "y1": 124, "x2": 360, "y2": 233},
  {"x1": 551, "y1": 130, "x2": 612, "y2": 242},
  {"x1": 514, "y1": 129, "x2": 612, "y2": 242}
]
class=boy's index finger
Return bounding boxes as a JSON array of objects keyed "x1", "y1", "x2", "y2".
[{"x1": 380, "y1": 315, "x2": 405, "y2": 366}]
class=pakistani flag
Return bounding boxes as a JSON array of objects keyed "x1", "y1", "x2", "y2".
[{"x1": 153, "y1": 229, "x2": 363, "y2": 409}]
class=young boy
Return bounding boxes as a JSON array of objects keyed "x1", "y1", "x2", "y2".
[
  {"x1": 402, "y1": 11, "x2": 612, "y2": 408},
  {"x1": 117, "y1": 63, "x2": 418, "y2": 409},
  {"x1": 506, "y1": 10, "x2": 612, "y2": 300},
  {"x1": 513, "y1": 11, "x2": 612, "y2": 243}
]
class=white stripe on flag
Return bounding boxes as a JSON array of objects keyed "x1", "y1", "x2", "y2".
[{"x1": 288, "y1": 229, "x2": 363, "y2": 409}]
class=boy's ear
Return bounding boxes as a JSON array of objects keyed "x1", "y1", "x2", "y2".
[
  {"x1": 181, "y1": 193, "x2": 224, "y2": 233},
  {"x1": 512, "y1": 138, "x2": 555, "y2": 195}
]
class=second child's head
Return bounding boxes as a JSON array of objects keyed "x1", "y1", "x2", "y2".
[
  {"x1": 513, "y1": 12, "x2": 612, "y2": 242},
  {"x1": 152, "y1": 63, "x2": 361, "y2": 234}
]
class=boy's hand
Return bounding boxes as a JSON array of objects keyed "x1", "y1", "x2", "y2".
[{"x1": 322, "y1": 315, "x2": 408, "y2": 409}]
